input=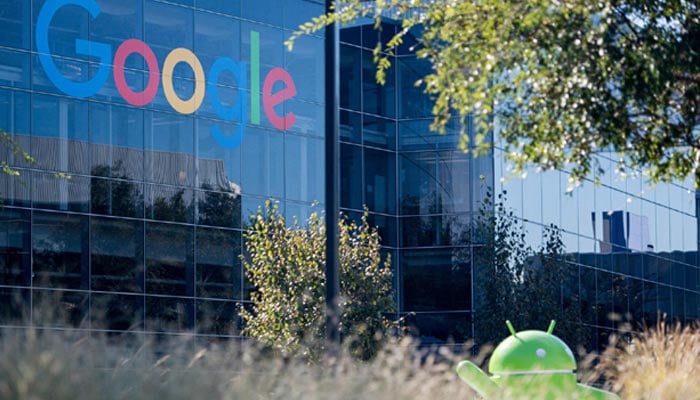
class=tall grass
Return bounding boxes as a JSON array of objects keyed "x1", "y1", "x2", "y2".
[
  {"x1": 600, "y1": 321, "x2": 700, "y2": 400},
  {"x1": 0, "y1": 327, "x2": 477, "y2": 400}
]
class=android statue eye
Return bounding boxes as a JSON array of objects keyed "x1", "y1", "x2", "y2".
[{"x1": 535, "y1": 348, "x2": 547, "y2": 358}]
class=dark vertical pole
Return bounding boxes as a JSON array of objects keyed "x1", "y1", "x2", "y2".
[{"x1": 324, "y1": 0, "x2": 341, "y2": 355}]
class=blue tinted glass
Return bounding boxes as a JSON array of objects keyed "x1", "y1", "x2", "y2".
[
  {"x1": 0, "y1": 89, "x2": 31, "y2": 137},
  {"x1": 196, "y1": 299, "x2": 238, "y2": 334},
  {"x1": 362, "y1": 22, "x2": 396, "y2": 50},
  {"x1": 0, "y1": 208, "x2": 31, "y2": 286},
  {"x1": 91, "y1": 64, "x2": 145, "y2": 106},
  {"x1": 285, "y1": 134, "x2": 323, "y2": 203},
  {"x1": 400, "y1": 151, "x2": 438, "y2": 215},
  {"x1": 144, "y1": 111, "x2": 194, "y2": 186},
  {"x1": 340, "y1": 110, "x2": 361, "y2": 144},
  {"x1": 0, "y1": 170, "x2": 31, "y2": 208},
  {"x1": 32, "y1": 0, "x2": 90, "y2": 59},
  {"x1": 145, "y1": 296, "x2": 194, "y2": 332},
  {"x1": 339, "y1": 45, "x2": 361, "y2": 111},
  {"x1": 31, "y1": 54, "x2": 92, "y2": 96},
  {"x1": 283, "y1": 0, "x2": 323, "y2": 30},
  {"x1": 283, "y1": 99, "x2": 324, "y2": 137},
  {"x1": 364, "y1": 147, "x2": 396, "y2": 214},
  {"x1": 339, "y1": 26, "x2": 362, "y2": 46},
  {"x1": 31, "y1": 94, "x2": 88, "y2": 140},
  {"x1": 285, "y1": 35, "x2": 323, "y2": 103},
  {"x1": 197, "y1": 189, "x2": 242, "y2": 228},
  {"x1": 398, "y1": 119, "x2": 461, "y2": 151},
  {"x1": 0, "y1": 49, "x2": 30, "y2": 89},
  {"x1": 32, "y1": 172, "x2": 90, "y2": 212},
  {"x1": 363, "y1": 49, "x2": 395, "y2": 118},
  {"x1": 403, "y1": 312, "x2": 472, "y2": 343},
  {"x1": 144, "y1": 0, "x2": 194, "y2": 63},
  {"x1": 363, "y1": 115, "x2": 395, "y2": 150},
  {"x1": 241, "y1": 127, "x2": 284, "y2": 198},
  {"x1": 197, "y1": 118, "x2": 242, "y2": 190},
  {"x1": 145, "y1": 222, "x2": 194, "y2": 296},
  {"x1": 401, "y1": 248, "x2": 470, "y2": 312},
  {"x1": 91, "y1": 177, "x2": 144, "y2": 218},
  {"x1": 146, "y1": 184, "x2": 194, "y2": 223},
  {"x1": 90, "y1": 0, "x2": 143, "y2": 68},
  {"x1": 241, "y1": 0, "x2": 282, "y2": 26},
  {"x1": 398, "y1": 56, "x2": 433, "y2": 119},
  {"x1": 195, "y1": 11, "x2": 241, "y2": 87},
  {"x1": 0, "y1": 0, "x2": 30, "y2": 49},
  {"x1": 32, "y1": 211, "x2": 89, "y2": 289},
  {"x1": 90, "y1": 102, "x2": 144, "y2": 180},
  {"x1": 340, "y1": 143, "x2": 363, "y2": 210},
  {"x1": 91, "y1": 293, "x2": 144, "y2": 331},
  {"x1": 367, "y1": 213, "x2": 397, "y2": 248},
  {"x1": 401, "y1": 214, "x2": 470, "y2": 247},
  {"x1": 196, "y1": 227, "x2": 242, "y2": 300},
  {"x1": 241, "y1": 22, "x2": 284, "y2": 68},
  {"x1": 91, "y1": 217, "x2": 145, "y2": 293},
  {"x1": 196, "y1": 0, "x2": 240, "y2": 16}
]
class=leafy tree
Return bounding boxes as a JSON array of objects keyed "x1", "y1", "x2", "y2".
[
  {"x1": 474, "y1": 189, "x2": 588, "y2": 349},
  {"x1": 290, "y1": 1, "x2": 700, "y2": 186},
  {"x1": 241, "y1": 201, "x2": 395, "y2": 360}
]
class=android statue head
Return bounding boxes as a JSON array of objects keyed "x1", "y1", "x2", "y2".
[
  {"x1": 456, "y1": 320, "x2": 620, "y2": 400},
  {"x1": 488, "y1": 320, "x2": 577, "y2": 377}
]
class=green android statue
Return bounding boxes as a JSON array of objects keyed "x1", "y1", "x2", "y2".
[{"x1": 456, "y1": 320, "x2": 619, "y2": 400}]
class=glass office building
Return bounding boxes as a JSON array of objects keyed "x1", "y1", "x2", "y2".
[{"x1": 0, "y1": 0, "x2": 697, "y2": 348}]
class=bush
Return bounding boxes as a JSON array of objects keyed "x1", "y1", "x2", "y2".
[{"x1": 241, "y1": 201, "x2": 396, "y2": 360}]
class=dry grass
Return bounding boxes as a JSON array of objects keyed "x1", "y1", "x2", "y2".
[
  {"x1": 0, "y1": 328, "x2": 476, "y2": 400},
  {"x1": 4, "y1": 320, "x2": 700, "y2": 399},
  {"x1": 600, "y1": 321, "x2": 700, "y2": 400}
]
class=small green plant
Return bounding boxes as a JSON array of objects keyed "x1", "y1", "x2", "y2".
[{"x1": 241, "y1": 201, "x2": 396, "y2": 360}]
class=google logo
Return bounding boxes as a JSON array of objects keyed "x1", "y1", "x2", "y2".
[{"x1": 37, "y1": 0, "x2": 299, "y2": 149}]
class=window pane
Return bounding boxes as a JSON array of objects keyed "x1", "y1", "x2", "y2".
[
  {"x1": 91, "y1": 217, "x2": 144, "y2": 293},
  {"x1": 196, "y1": 228, "x2": 241, "y2": 300},
  {"x1": 339, "y1": 45, "x2": 361, "y2": 111},
  {"x1": 145, "y1": 184, "x2": 194, "y2": 224},
  {"x1": 340, "y1": 144, "x2": 363, "y2": 210},
  {"x1": 91, "y1": 178, "x2": 144, "y2": 218},
  {"x1": 0, "y1": 49, "x2": 30, "y2": 89},
  {"x1": 32, "y1": 171, "x2": 89, "y2": 213},
  {"x1": 285, "y1": 134, "x2": 324, "y2": 203},
  {"x1": 363, "y1": 49, "x2": 395, "y2": 118},
  {"x1": 145, "y1": 296, "x2": 194, "y2": 333},
  {"x1": 146, "y1": 222, "x2": 194, "y2": 296},
  {"x1": 90, "y1": 103, "x2": 144, "y2": 181},
  {"x1": 363, "y1": 115, "x2": 395, "y2": 150},
  {"x1": 145, "y1": 111, "x2": 195, "y2": 186},
  {"x1": 340, "y1": 110, "x2": 361, "y2": 144},
  {"x1": 403, "y1": 312, "x2": 471, "y2": 344},
  {"x1": 0, "y1": 0, "x2": 30, "y2": 49},
  {"x1": 241, "y1": 127, "x2": 284, "y2": 198},
  {"x1": 31, "y1": 94, "x2": 89, "y2": 174},
  {"x1": 32, "y1": 289, "x2": 88, "y2": 328},
  {"x1": 32, "y1": 212, "x2": 88, "y2": 289},
  {"x1": 91, "y1": 292, "x2": 144, "y2": 331},
  {"x1": 0, "y1": 208, "x2": 30, "y2": 286},
  {"x1": 401, "y1": 248, "x2": 471, "y2": 312},
  {"x1": 364, "y1": 148, "x2": 395, "y2": 214},
  {"x1": 196, "y1": 189, "x2": 242, "y2": 229},
  {"x1": 196, "y1": 299, "x2": 239, "y2": 335}
]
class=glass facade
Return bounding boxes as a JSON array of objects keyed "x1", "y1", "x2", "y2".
[
  {"x1": 0, "y1": 0, "x2": 324, "y2": 345},
  {"x1": 0, "y1": 1, "x2": 697, "y2": 348},
  {"x1": 494, "y1": 147, "x2": 699, "y2": 349},
  {"x1": 339, "y1": 22, "x2": 489, "y2": 345}
]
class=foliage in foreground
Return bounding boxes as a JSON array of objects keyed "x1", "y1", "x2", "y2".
[
  {"x1": 601, "y1": 321, "x2": 700, "y2": 400},
  {"x1": 0, "y1": 328, "x2": 475, "y2": 400},
  {"x1": 4, "y1": 321, "x2": 700, "y2": 399},
  {"x1": 241, "y1": 202, "x2": 396, "y2": 360},
  {"x1": 289, "y1": 1, "x2": 700, "y2": 187}
]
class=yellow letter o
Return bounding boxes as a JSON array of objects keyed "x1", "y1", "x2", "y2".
[{"x1": 162, "y1": 48, "x2": 205, "y2": 114}]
